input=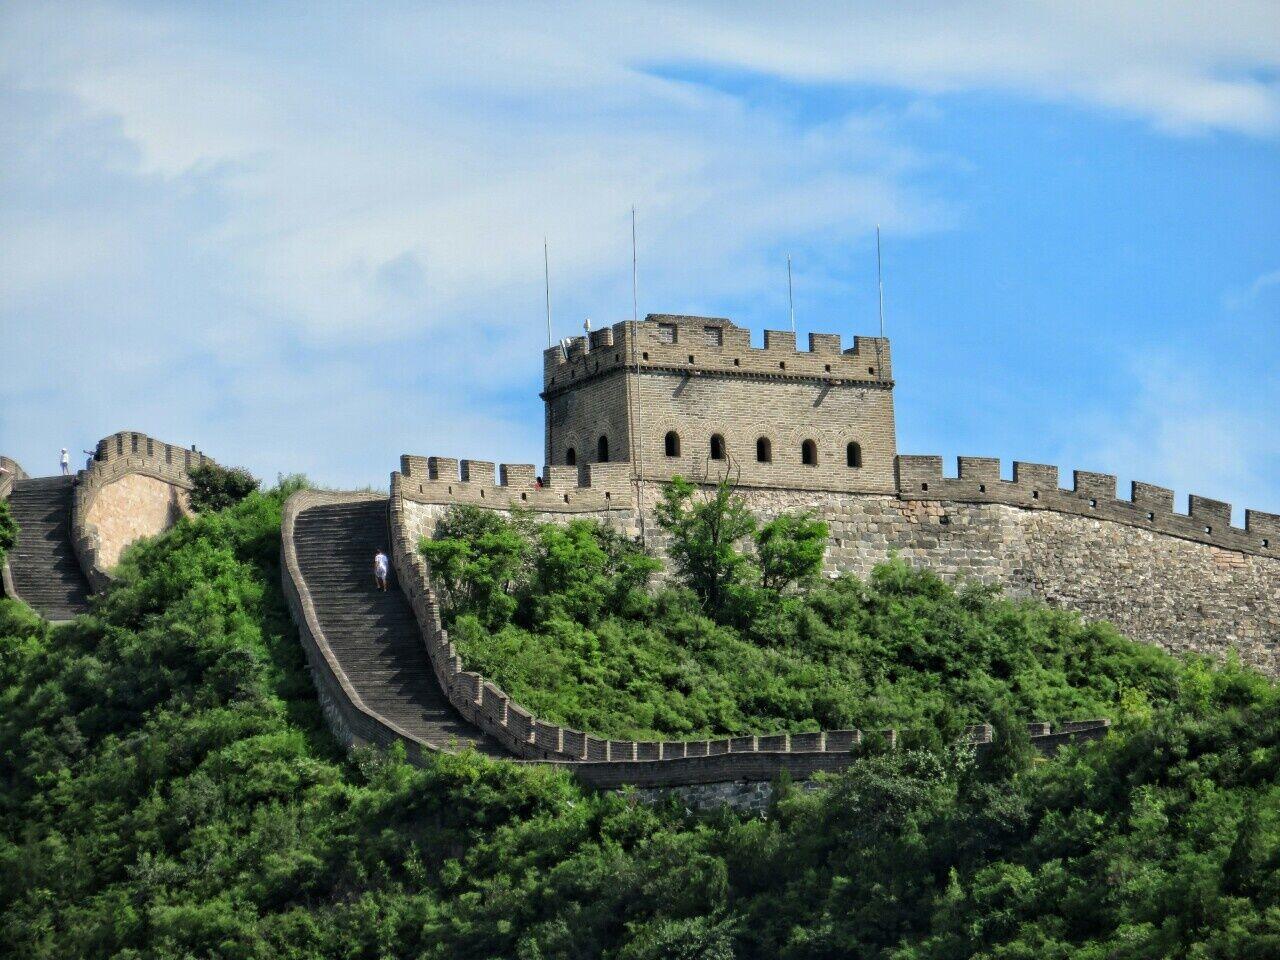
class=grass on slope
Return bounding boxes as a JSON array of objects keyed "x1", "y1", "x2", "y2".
[{"x1": 0, "y1": 487, "x2": 1276, "y2": 958}]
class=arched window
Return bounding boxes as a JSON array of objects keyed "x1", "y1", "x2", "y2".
[
  {"x1": 664, "y1": 431, "x2": 681, "y2": 457},
  {"x1": 597, "y1": 435, "x2": 610, "y2": 463},
  {"x1": 801, "y1": 439, "x2": 818, "y2": 466},
  {"x1": 709, "y1": 434, "x2": 726, "y2": 461},
  {"x1": 565, "y1": 447, "x2": 577, "y2": 466},
  {"x1": 756, "y1": 437, "x2": 772, "y2": 463},
  {"x1": 847, "y1": 441, "x2": 863, "y2": 468}
]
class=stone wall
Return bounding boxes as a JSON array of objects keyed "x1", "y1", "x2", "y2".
[
  {"x1": 0, "y1": 456, "x2": 28, "y2": 602},
  {"x1": 542, "y1": 315, "x2": 898, "y2": 494},
  {"x1": 386, "y1": 459, "x2": 1111, "y2": 787},
  {"x1": 395, "y1": 450, "x2": 1280, "y2": 680},
  {"x1": 84, "y1": 472, "x2": 189, "y2": 570},
  {"x1": 0, "y1": 456, "x2": 26, "y2": 501},
  {"x1": 71, "y1": 430, "x2": 212, "y2": 590},
  {"x1": 637, "y1": 482, "x2": 1279, "y2": 678}
]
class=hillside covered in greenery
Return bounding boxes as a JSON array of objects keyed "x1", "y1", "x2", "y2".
[
  {"x1": 422, "y1": 490, "x2": 1185, "y2": 742},
  {"x1": 1, "y1": 481, "x2": 1277, "y2": 958}
]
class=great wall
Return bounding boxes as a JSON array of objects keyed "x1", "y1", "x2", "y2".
[{"x1": 3, "y1": 315, "x2": 1276, "y2": 793}]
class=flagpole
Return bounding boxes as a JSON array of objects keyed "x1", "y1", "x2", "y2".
[
  {"x1": 544, "y1": 237, "x2": 552, "y2": 347},
  {"x1": 787, "y1": 254, "x2": 795, "y2": 334}
]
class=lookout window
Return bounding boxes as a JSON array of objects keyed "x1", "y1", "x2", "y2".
[
  {"x1": 704, "y1": 326, "x2": 723, "y2": 347},
  {"x1": 801, "y1": 439, "x2": 818, "y2": 466},
  {"x1": 756, "y1": 437, "x2": 772, "y2": 463},
  {"x1": 597, "y1": 435, "x2": 610, "y2": 463},
  {"x1": 657, "y1": 323, "x2": 677, "y2": 344},
  {"x1": 665, "y1": 431, "x2": 681, "y2": 457},
  {"x1": 846, "y1": 442, "x2": 862, "y2": 468},
  {"x1": 565, "y1": 447, "x2": 577, "y2": 466},
  {"x1": 710, "y1": 434, "x2": 726, "y2": 461}
]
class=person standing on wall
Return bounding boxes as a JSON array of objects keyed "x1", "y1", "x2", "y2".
[
  {"x1": 60, "y1": 448, "x2": 70, "y2": 476},
  {"x1": 373, "y1": 549, "x2": 390, "y2": 592}
]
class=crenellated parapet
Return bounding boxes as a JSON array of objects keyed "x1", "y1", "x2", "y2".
[
  {"x1": 896, "y1": 455, "x2": 1277, "y2": 559},
  {"x1": 543, "y1": 314, "x2": 892, "y2": 399},
  {"x1": 72, "y1": 431, "x2": 215, "y2": 589},
  {"x1": 395, "y1": 453, "x2": 634, "y2": 513}
]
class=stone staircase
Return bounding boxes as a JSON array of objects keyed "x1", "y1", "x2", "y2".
[
  {"x1": 5, "y1": 475, "x2": 92, "y2": 621},
  {"x1": 292, "y1": 499, "x2": 504, "y2": 755}
]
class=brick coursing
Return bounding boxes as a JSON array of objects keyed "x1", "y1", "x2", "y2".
[
  {"x1": 543, "y1": 316, "x2": 897, "y2": 495},
  {"x1": 70, "y1": 431, "x2": 212, "y2": 591}
]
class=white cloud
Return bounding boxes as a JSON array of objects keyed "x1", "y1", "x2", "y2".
[{"x1": 0, "y1": 1, "x2": 1277, "y2": 487}]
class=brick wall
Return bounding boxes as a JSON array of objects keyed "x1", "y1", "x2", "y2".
[
  {"x1": 543, "y1": 315, "x2": 897, "y2": 493},
  {"x1": 71, "y1": 431, "x2": 212, "y2": 591}
]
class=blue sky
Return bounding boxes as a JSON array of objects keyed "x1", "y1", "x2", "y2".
[{"x1": 1, "y1": 2, "x2": 1278, "y2": 519}]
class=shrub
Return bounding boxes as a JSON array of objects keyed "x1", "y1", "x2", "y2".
[
  {"x1": 187, "y1": 461, "x2": 261, "y2": 513},
  {"x1": 755, "y1": 511, "x2": 828, "y2": 594},
  {"x1": 654, "y1": 475, "x2": 757, "y2": 618},
  {"x1": 1, "y1": 474, "x2": 1277, "y2": 959},
  {"x1": 0, "y1": 501, "x2": 16, "y2": 566}
]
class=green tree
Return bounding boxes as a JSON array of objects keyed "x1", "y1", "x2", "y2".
[
  {"x1": 187, "y1": 461, "x2": 261, "y2": 512},
  {"x1": 531, "y1": 519, "x2": 659, "y2": 626},
  {"x1": 654, "y1": 475, "x2": 757, "y2": 619},
  {"x1": 0, "y1": 501, "x2": 16, "y2": 566},
  {"x1": 754, "y1": 512, "x2": 828, "y2": 594},
  {"x1": 419, "y1": 505, "x2": 531, "y2": 628}
]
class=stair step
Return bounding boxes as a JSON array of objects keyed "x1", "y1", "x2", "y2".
[
  {"x1": 4, "y1": 475, "x2": 91, "y2": 619},
  {"x1": 291, "y1": 500, "x2": 505, "y2": 757}
]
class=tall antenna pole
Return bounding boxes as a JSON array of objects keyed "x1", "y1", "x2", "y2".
[
  {"x1": 630, "y1": 206, "x2": 645, "y2": 540},
  {"x1": 787, "y1": 254, "x2": 795, "y2": 334},
  {"x1": 544, "y1": 237, "x2": 552, "y2": 347},
  {"x1": 876, "y1": 225, "x2": 885, "y2": 339}
]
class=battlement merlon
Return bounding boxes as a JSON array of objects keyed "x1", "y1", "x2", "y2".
[
  {"x1": 895, "y1": 454, "x2": 1277, "y2": 559},
  {"x1": 542, "y1": 315, "x2": 892, "y2": 397}
]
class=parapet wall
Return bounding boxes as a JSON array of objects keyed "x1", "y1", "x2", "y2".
[
  {"x1": 393, "y1": 448, "x2": 1280, "y2": 678},
  {"x1": 0, "y1": 456, "x2": 28, "y2": 602},
  {"x1": 388, "y1": 464, "x2": 1110, "y2": 787},
  {"x1": 897, "y1": 455, "x2": 1277, "y2": 559},
  {"x1": 0, "y1": 456, "x2": 27, "y2": 502},
  {"x1": 543, "y1": 315, "x2": 892, "y2": 397},
  {"x1": 71, "y1": 431, "x2": 212, "y2": 590}
]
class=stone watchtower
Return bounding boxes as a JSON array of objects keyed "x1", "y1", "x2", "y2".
[{"x1": 541, "y1": 314, "x2": 897, "y2": 494}]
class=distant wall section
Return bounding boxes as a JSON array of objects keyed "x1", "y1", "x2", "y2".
[{"x1": 72, "y1": 431, "x2": 211, "y2": 589}]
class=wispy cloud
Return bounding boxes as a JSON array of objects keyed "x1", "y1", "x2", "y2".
[
  {"x1": 1225, "y1": 267, "x2": 1280, "y2": 309},
  {"x1": 1, "y1": 2, "x2": 1277, "y2": 487}
]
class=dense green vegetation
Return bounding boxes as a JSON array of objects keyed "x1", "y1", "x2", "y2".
[
  {"x1": 423, "y1": 498, "x2": 1186, "y2": 741},
  {"x1": 1, "y1": 482, "x2": 1277, "y2": 957},
  {"x1": 188, "y1": 461, "x2": 262, "y2": 513},
  {"x1": 0, "y1": 499, "x2": 16, "y2": 566}
]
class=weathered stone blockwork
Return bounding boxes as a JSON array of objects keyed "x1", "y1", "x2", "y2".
[
  {"x1": 70, "y1": 430, "x2": 211, "y2": 590},
  {"x1": 85, "y1": 473, "x2": 188, "y2": 570},
  {"x1": 0, "y1": 456, "x2": 29, "y2": 601},
  {"x1": 635, "y1": 477, "x2": 1279, "y2": 678},
  {"x1": 544, "y1": 315, "x2": 897, "y2": 494}
]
